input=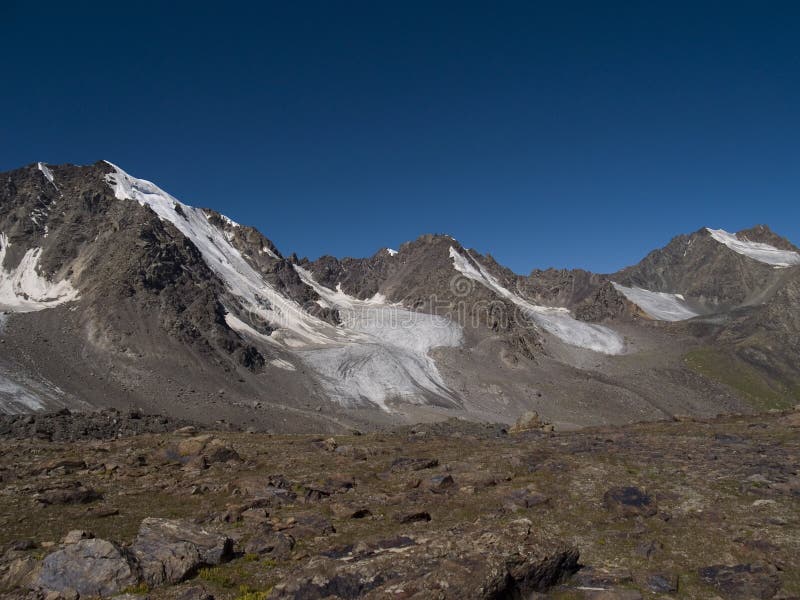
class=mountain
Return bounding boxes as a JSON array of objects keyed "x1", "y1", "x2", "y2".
[{"x1": 0, "y1": 161, "x2": 797, "y2": 431}]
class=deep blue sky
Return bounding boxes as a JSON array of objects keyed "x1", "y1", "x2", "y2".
[{"x1": 2, "y1": 2, "x2": 799, "y2": 273}]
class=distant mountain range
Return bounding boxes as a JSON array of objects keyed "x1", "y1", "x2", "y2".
[{"x1": 0, "y1": 161, "x2": 797, "y2": 431}]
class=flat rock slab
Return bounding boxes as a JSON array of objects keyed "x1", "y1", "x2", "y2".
[{"x1": 270, "y1": 519, "x2": 578, "y2": 599}]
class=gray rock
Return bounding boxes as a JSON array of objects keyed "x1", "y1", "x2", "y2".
[
  {"x1": 699, "y1": 563, "x2": 781, "y2": 599},
  {"x1": 131, "y1": 518, "x2": 232, "y2": 586},
  {"x1": 61, "y1": 530, "x2": 94, "y2": 545},
  {"x1": 35, "y1": 538, "x2": 139, "y2": 596},
  {"x1": 36, "y1": 484, "x2": 101, "y2": 506},
  {"x1": 243, "y1": 531, "x2": 295, "y2": 559}
]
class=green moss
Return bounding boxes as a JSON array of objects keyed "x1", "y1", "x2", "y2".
[
  {"x1": 198, "y1": 566, "x2": 236, "y2": 588},
  {"x1": 684, "y1": 347, "x2": 797, "y2": 411},
  {"x1": 235, "y1": 585, "x2": 272, "y2": 600},
  {"x1": 118, "y1": 583, "x2": 150, "y2": 595}
]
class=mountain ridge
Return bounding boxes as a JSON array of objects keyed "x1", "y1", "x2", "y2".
[{"x1": 0, "y1": 160, "x2": 797, "y2": 430}]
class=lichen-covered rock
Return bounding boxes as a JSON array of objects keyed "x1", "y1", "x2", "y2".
[
  {"x1": 269, "y1": 519, "x2": 578, "y2": 599},
  {"x1": 131, "y1": 518, "x2": 233, "y2": 586},
  {"x1": 34, "y1": 539, "x2": 139, "y2": 597}
]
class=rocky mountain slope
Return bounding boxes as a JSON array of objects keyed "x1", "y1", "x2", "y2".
[{"x1": 0, "y1": 161, "x2": 798, "y2": 431}]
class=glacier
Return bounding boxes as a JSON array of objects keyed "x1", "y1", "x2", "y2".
[
  {"x1": 294, "y1": 266, "x2": 463, "y2": 411},
  {"x1": 611, "y1": 283, "x2": 700, "y2": 321}
]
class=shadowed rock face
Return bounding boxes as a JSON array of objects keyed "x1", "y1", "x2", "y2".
[{"x1": 0, "y1": 162, "x2": 264, "y2": 373}]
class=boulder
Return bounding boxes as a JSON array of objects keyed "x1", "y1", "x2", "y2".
[
  {"x1": 36, "y1": 483, "x2": 102, "y2": 506},
  {"x1": 1, "y1": 556, "x2": 41, "y2": 590},
  {"x1": 395, "y1": 511, "x2": 431, "y2": 524},
  {"x1": 177, "y1": 435, "x2": 240, "y2": 464},
  {"x1": 509, "y1": 411, "x2": 544, "y2": 433},
  {"x1": 289, "y1": 513, "x2": 335, "y2": 539},
  {"x1": 243, "y1": 531, "x2": 295, "y2": 559},
  {"x1": 35, "y1": 539, "x2": 139, "y2": 597},
  {"x1": 131, "y1": 518, "x2": 233, "y2": 586}
]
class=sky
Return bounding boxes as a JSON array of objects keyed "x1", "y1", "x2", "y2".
[{"x1": 1, "y1": 1, "x2": 799, "y2": 274}]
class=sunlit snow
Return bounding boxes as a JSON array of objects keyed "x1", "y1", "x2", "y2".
[
  {"x1": 450, "y1": 247, "x2": 625, "y2": 355},
  {"x1": 37, "y1": 162, "x2": 56, "y2": 187},
  {"x1": 706, "y1": 228, "x2": 800, "y2": 267},
  {"x1": 0, "y1": 233, "x2": 79, "y2": 312},
  {"x1": 611, "y1": 283, "x2": 700, "y2": 321}
]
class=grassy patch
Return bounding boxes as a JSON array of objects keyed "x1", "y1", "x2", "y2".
[
  {"x1": 235, "y1": 586, "x2": 272, "y2": 600},
  {"x1": 198, "y1": 566, "x2": 236, "y2": 588},
  {"x1": 684, "y1": 347, "x2": 797, "y2": 411}
]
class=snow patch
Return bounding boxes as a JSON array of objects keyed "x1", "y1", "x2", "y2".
[
  {"x1": 0, "y1": 376, "x2": 46, "y2": 412},
  {"x1": 37, "y1": 162, "x2": 56, "y2": 187},
  {"x1": 449, "y1": 247, "x2": 625, "y2": 355},
  {"x1": 706, "y1": 228, "x2": 800, "y2": 267},
  {"x1": 612, "y1": 283, "x2": 700, "y2": 321},
  {"x1": 0, "y1": 233, "x2": 79, "y2": 312},
  {"x1": 269, "y1": 358, "x2": 297, "y2": 371}
]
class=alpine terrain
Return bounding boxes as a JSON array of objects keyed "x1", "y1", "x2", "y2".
[
  {"x1": 1, "y1": 161, "x2": 799, "y2": 600},
  {"x1": 1, "y1": 161, "x2": 799, "y2": 431}
]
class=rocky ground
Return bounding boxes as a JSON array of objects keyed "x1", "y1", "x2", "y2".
[{"x1": 0, "y1": 409, "x2": 798, "y2": 599}]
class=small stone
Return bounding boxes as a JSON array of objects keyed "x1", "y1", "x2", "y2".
[
  {"x1": 635, "y1": 539, "x2": 663, "y2": 559},
  {"x1": 603, "y1": 486, "x2": 657, "y2": 517},
  {"x1": 646, "y1": 573, "x2": 678, "y2": 593},
  {"x1": 174, "y1": 425, "x2": 198, "y2": 437},
  {"x1": 429, "y1": 474, "x2": 455, "y2": 490},
  {"x1": 62, "y1": 530, "x2": 94, "y2": 545},
  {"x1": 395, "y1": 511, "x2": 431, "y2": 524},
  {"x1": 390, "y1": 457, "x2": 439, "y2": 472},
  {"x1": 174, "y1": 585, "x2": 215, "y2": 600}
]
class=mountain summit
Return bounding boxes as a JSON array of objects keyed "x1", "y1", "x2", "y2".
[{"x1": 0, "y1": 161, "x2": 797, "y2": 430}]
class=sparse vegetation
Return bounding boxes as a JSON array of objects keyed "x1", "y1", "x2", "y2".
[{"x1": 684, "y1": 347, "x2": 797, "y2": 410}]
